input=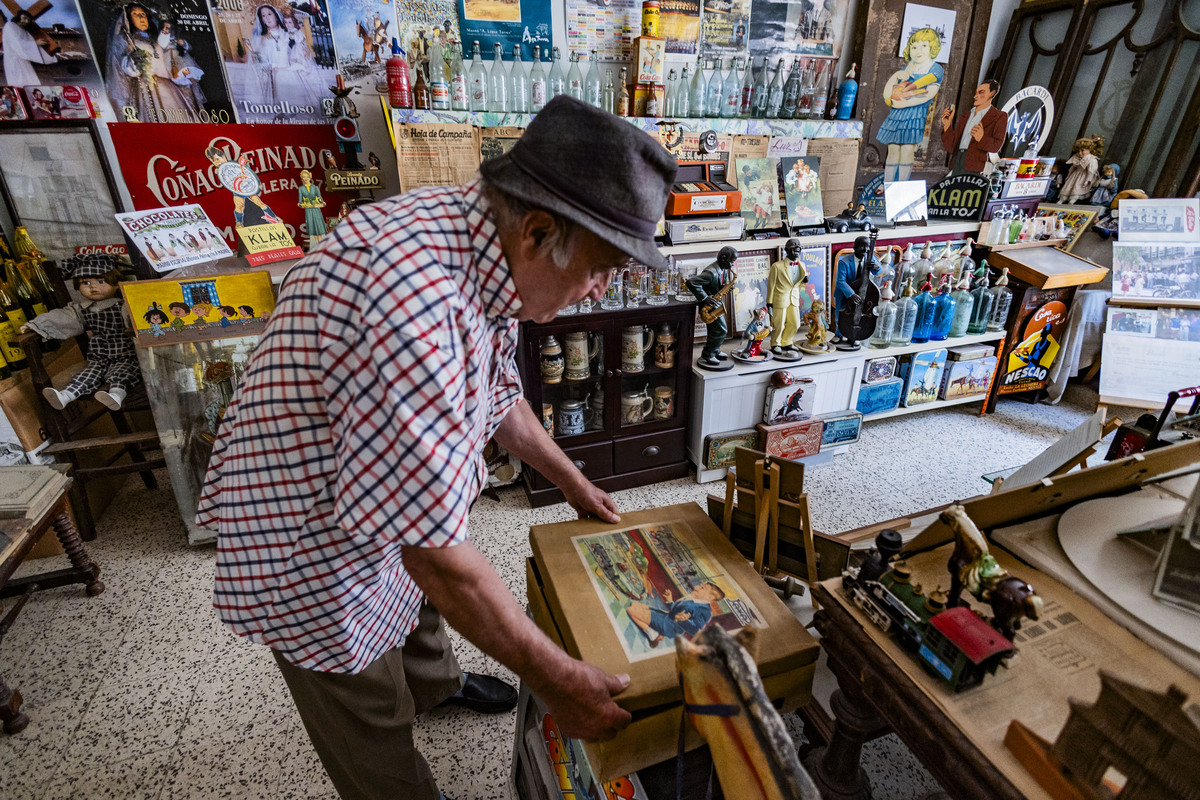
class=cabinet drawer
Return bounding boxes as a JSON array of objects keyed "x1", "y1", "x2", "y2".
[
  {"x1": 613, "y1": 428, "x2": 686, "y2": 472},
  {"x1": 527, "y1": 441, "x2": 613, "y2": 490}
]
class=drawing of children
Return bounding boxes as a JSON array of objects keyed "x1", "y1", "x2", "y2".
[
  {"x1": 168, "y1": 302, "x2": 189, "y2": 331},
  {"x1": 216, "y1": 305, "x2": 236, "y2": 327},
  {"x1": 237, "y1": 305, "x2": 255, "y2": 320},
  {"x1": 143, "y1": 302, "x2": 168, "y2": 337},
  {"x1": 878, "y1": 27, "x2": 944, "y2": 182},
  {"x1": 190, "y1": 302, "x2": 213, "y2": 327}
]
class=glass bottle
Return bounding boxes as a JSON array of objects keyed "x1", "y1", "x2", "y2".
[
  {"x1": 566, "y1": 51, "x2": 584, "y2": 100},
  {"x1": 722, "y1": 57, "x2": 740, "y2": 118},
  {"x1": 811, "y1": 58, "x2": 831, "y2": 118},
  {"x1": 739, "y1": 56, "x2": 754, "y2": 117},
  {"x1": 601, "y1": 69, "x2": 615, "y2": 113},
  {"x1": 529, "y1": 45, "x2": 547, "y2": 111},
  {"x1": 548, "y1": 47, "x2": 566, "y2": 98},
  {"x1": 873, "y1": 246, "x2": 895, "y2": 292},
  {"x1": 750, "y1": 56, "x2": 769, "y2": 118},
  {"x1": 11, "y1": 227, "x2": 39, "y2": 261},
  {"x1": 4, "y1": 260, "x2": 39, "y2": 320},
  {"x1": 781, "y1": 58, "x2": 802, "y2": 118},
  {"x1": 617, "y1": 67, "x2": 630, "y2": 116},
  {"x1": 664, "y1": 69, "x2": 677, "y2": 116},
  {"x1": 468, "y1": 41, "x2": 488, "y2": 111},
  {"x1": 797, "y1": 58, "x2": 815, "y2": 118},
  {"x1": 932, "y1": 242, "x2": 956, "y2": 285},
  {"x1": 910, "y1": 278, "x2": 937, "y2": 344},
  {"x1": 953, "y1": 238, "x2": 976, "y2": 282},
  {"x1": 987, "y1": 264, "x2": 1013, "y2": 331},
  {"x1": 585, "y1": 52, "x2": 603, "y2": 107},
  {"x1": 967, "y1": 268, "x2": 995, "y2": 335},
  {"x1": 869, "y1": 282, "x2": 899, "y2": 348},
  {"x1": 449, "y1": 46, "x2": 468, "y2": 110},
  {"x1": 413, "y1": 63, "x2": 431, "y2": 109},
  {"x1": 428, "y1": 40, "x2": 450, "y2": 110},
  {"x1": 24, "y1": 257, "x2": 58, "y2": 309},
  {"x1": 489, "y1": 43, "x2": 507, "y2": 112},
  {"x1": 0, "y1": 281, "x2": 28, "y2": 371},
  {"x1": 676, "y1": 64, "x2": 691, "y2": 117},
  {"x1": 893, "y1": 242, "x2": 915, "y2": 296},
  {"x1": 1008, "y1": 210, "x2": 1024, "y2": 244},
  {"x1": 891, "y1": 278, "x2": 919, "y2": 346},
  {"x1": 948, "y1": 274, "x2": 975, "y2": 338},
  {"x1": 766, "y1": 58, "x2": 785, "y2": 118},
  {"x1": 930, "y1": 275, "x2": 957, "y2": 341},
  {"x1": 509, "y1": 45, "x2": 529, "y2": 113},
  {"x1": 688, "y1": 60, "x2": 704, "y2": 118},
  {"x1": 705, "y1": 59, "x2": 724, "y2": 117}
]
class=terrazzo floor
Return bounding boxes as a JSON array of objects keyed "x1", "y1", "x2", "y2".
[{"x1": 0, "y1": 383, "x2": 1116, "y2": 799}]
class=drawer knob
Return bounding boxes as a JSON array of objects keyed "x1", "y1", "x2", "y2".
[
  {"x1": 641, "y1": 445, "x2": 660, "y2": 457},
  {"x1": 572, "y1": 460, "x2": 586, "y2": 470},
  {"x1": 605, "y1": 370, "x2": 614, "y2": 378}
]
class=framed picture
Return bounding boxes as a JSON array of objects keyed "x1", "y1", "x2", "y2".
[
  {"x1": 120, "y1": 271, "x2": 276, "y2": 348},
  {"x1": 1035, "y1": 204, "x2": 1100, "y2": 253},
  {"x1": 1105, "y1": 307, "x2": 1158, "y2": 338},
  {"x1": 734, "y1": 157, "x2": 783, "y2": 232},
  {"x1": 0, "y1": 122, "x2": 125, "y2": 263},
  {"x1": 730, "y1": 248, "x2": 773, "y2": 336},
  {"x1": 1118, "y1": 198, "x2": 1199, "y2": 243},
  {"x1": 780, "y1": 156, "x2": 824, "y2": 229},
  {"x1": 1112, "y1": 243, "x2": 1200, "y2": 305}
]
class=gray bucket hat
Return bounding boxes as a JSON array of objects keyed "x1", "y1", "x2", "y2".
[{"x1": 478, "y1": 95, "x2": 677, "y2": 269}]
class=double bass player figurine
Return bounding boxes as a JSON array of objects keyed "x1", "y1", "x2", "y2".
[{"x1": 834, "y1": 231, "x2": 882, "y2": 350}]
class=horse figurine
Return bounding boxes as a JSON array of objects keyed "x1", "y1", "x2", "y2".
[
  {"x1": 676, "y1": 624, "x2": 820, "y2": 800},
  {"x1": 941, "y1": 504, "x2": 1043, "y2": 640}
]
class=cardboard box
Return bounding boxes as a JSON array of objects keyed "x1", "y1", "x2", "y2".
[
  {"x1": 899, "y1": 348, "x2": 948, "y2": 407},
  {"x1": 631, "y1": 36, "x2": 665, "y2": 85},
  {"x1": 758, "y1": 418, "x2": 824, "y2": 460}
]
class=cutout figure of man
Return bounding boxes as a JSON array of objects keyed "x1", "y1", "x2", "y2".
[{"x1": 941, "y1": 80, "x2": 1008, "y2": 175}]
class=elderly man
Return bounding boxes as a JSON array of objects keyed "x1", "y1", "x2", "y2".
[
  {"x1": 940, "y1": 79, "x2": 1008, "y2": 175},
  {"x1": 197, "y1": 96, "x2": 676, "y2": 800}
]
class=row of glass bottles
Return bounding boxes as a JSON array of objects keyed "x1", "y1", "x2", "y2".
[
  {"x1": 867, "y1": 264, "x2": 1014, "y2": 348},
  {"x1": 984, "y1": 207, "x2": 1070, "y2": 246},
  {"x1": 659, "y1": 56, "x2": 834, "y2": 120}
]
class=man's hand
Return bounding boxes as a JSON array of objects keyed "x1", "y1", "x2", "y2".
[
  {"x1": 673, "y1": 610, "x2": 691, "y2": 622},
  {"x1": 971, "y1": 122, "x2": 985, "y2": 142},
  {"x1": 849, "y1": 294, "x2": 863, "y2": 306},
  {"x1": 563, "y1": 479, "x2": 620, "y2": 524},
  {"x1": 541, "y1": 660, "x2": 632, "y2": 741},
  {"x1": 941, "y1": 106, "x2": 954, "y2": 132}
]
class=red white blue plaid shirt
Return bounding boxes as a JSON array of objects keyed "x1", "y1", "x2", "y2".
[{"x1": 197, "y1": 181, "x2": 524, "y2": 673}]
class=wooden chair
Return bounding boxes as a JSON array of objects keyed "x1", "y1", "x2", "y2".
[{"x1": 17, "y1": 330, "x2": 165, "y2": 541}]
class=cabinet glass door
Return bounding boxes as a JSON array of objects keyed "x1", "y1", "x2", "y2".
[
  {"x1": 534, "y1": 323, "x2": 606, "y2": 443},
  {"x1": 616, "y1": 318, "x2": 683, "y2": 430}
]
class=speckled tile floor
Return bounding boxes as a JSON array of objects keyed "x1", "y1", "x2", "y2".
[{"x1": 0, "y1": 383, "x2": 1117, "y2": 800}]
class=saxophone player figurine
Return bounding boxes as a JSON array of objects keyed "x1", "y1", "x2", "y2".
[{"x1": 687, "y1": 245, "x2": 738, "y2": 371}]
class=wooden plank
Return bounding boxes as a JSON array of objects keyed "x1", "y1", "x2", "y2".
[
  {"x1": 42, "y1": 431, "x2": 161, "y2": 454},
  {"x1": 988, "y1": 247, "x2": 1109, "y2": 289},
  {"x1": 981, "y1": 238, "x2": 1070, "y2": 252}
]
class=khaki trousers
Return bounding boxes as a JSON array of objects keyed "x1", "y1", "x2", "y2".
[{"x1": 273, "y1": 601, "x2": 464, "y2": 800}]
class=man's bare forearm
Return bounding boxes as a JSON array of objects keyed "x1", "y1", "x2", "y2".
[{"x1": 494, "y1": 401, "x2": 585, "y2": 491}]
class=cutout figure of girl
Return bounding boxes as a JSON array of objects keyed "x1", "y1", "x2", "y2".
[
  {"x1": 878, "y1": 27, "x2": 944, "y2": 182},
  {"x1": 297, "y1": 169, "x2": 327, "y2": 250}
]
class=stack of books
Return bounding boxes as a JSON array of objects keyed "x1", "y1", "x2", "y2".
[{"x1": 0, "y1": 466, "x2": 69, "y2": 522}]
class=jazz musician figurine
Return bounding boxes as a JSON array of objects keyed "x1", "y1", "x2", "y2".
[
  {"x1": 687, "y1": 245, "x2": 738, "y2": 371},
  {"x1": 834, "y1": 232, "x2": 882, "y2": 350},
  {"x1": 767, "y1": 238, "x2": 806, "y2": 361}
]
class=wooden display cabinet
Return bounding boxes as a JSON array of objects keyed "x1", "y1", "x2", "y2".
[{"x1": 517, "y1": 300, "x2": 695, "y2": 507}]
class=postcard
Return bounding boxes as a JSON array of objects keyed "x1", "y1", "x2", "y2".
[{"x1": 1118, "y1": 198, "x2": 1199, "y2": 243}]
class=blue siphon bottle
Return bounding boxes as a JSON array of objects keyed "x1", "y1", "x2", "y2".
[
  {"x1": 910, "y1": 278, "x2": 937, "y2": 344},
  {"x1": 835, "y1": 62, "x2": 858, "y2": 120},
  {"x1": 930, "y1": 275, "x2": 957, "y2": 341}
]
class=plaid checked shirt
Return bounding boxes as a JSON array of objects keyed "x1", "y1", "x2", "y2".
[{"x1": 196, "y1": 181, "x2": 525, "y2": 673}]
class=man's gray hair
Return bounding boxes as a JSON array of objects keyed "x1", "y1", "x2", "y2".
[{"x1": 481, "y1": 178, "x2": 581, "y2": 270}]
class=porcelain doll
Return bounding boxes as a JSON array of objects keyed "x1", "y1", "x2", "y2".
[
  {"x1": 1090, "y1": 163, "x2": 1119, "y2": 206},
  {"x1": 22, "y1": 254, "x2": 141, "y2": 411},
  {"x1": 1060, "y1": 136, "x2": 1102, "y2": 204},
  {"x1": 297, "y1": 169, "x2": 327, "y2": 250}
]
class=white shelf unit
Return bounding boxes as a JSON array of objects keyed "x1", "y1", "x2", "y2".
[
  {"x1": 686, "y1": 330, "x2": 1005, "y2": 482},
  {"x1": 660, "y1": 221, "x2": 984, "y2": 258}
]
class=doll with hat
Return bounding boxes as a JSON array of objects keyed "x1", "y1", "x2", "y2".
[{"x1": 21, "y1": 253, "x2": 142, "y2": 411}]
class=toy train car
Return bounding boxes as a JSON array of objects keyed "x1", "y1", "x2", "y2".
[{"x1": 843, "y1": 562, "x2": 1016, "y2": 693}]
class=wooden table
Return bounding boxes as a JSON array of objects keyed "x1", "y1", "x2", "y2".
[{"x1": 0, "y1": 478, "x2": 104, "y2": 734}]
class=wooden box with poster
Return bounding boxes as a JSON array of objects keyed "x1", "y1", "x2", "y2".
[{"x1": 527, "y1": 503, "x2": 818, "y2": 780}]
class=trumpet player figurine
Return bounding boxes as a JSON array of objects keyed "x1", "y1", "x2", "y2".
[{"x1": 687, "y1": 245, "x2": 738, "y2": 371}]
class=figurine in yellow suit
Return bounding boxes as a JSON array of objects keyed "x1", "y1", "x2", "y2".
[{"x1": 767, "y1": 238, "x2": 806, "y2": 361}]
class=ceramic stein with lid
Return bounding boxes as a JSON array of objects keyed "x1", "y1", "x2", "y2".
[
  {"x1": 540, "y1": 335, "x2": 564, "y2": 384},
  {"x1": 653, "y1": 385, "x2": 675, "y2": 419},
  {"x1": 557, "y1": 398, "x2": 586, "y2": 436},
  {"x1": 621, "y1": 325, "x2": 656, "y2": 373},
  {"x1": 564, "y1": 331, "x2": 599, "y2": 381},
  {"x1": 653, "y1": 323, "x2": 677, "y2": 368},
  {"x1": 620, "y1": 385, "x2": 654, "y2": 426}
]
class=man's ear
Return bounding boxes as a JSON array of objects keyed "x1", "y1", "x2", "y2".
[{"x1": 519, "y1": 209, "x2": 557, "y2": 256}]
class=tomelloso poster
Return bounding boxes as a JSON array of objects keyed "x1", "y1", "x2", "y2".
[
  {"x1": 107, "y1": 122, "x2": 348, "y2": 248},
  {"x1": 325, "y1": 0, "x2": 393, "y2": 92},
  {"x1": 209, "y1": 0, "x2": 338, "y2": 123},
  {"x1": 660, "y1": 0, "x2": 700, "y2": 55},
  {"x1": 747, "y1": 0, "x2": 852, "y2": 60},
  {"x1": 77, "y1": 0, "x2": 235, "y2": 123},
  {"x1": 455, "y1": 0, "x2": 549, "y2": 60},
  {"x1": 0, "y1": 0, "x2": 114, "y2": 119},
  {"x1": 699, "y1": 0, "x2": 751, "y2": 57}
]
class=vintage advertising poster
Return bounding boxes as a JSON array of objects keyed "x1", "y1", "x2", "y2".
[
  {"x1": 326, "y1": 0, "x2": 393, "y2": 91},
  {"x1": 572, "y1": 523, "x2": 764, "y2": 663},
  {"x1": 730, "y1": 247, "x2": 771, "y2": 333},
  {"x1": 700, "y1": 0, "x2": 751, "y2": 56},
  {"x1": 0, "y1": 0, "x2": 114, "y2": 119},
  {"x1": 456, "y1": 0, "x2": 549, "y2": 60},
  {"x1": 747, "y1": 0, "x2": 851, "y2": 59},
  {"x1": 120, "y1": 270, "x2": 274, "y2": 347},
  {"x1": 115, "y1": 203, "x2": 233, "y2": 271},
  {"x1": 661, "y1": 0, "x2": 700, "y2": 54},
  {"x1": 998, "y1": 290, "x2": 1069, "y2": 394},
  {"x1": 210, "y1": 0, "x2": 338, "y2": 123},
  {"x1": 780, "y1": 155, "x2": 822, "y2": 228},
  {"x1": 107, "y1": 122, "x2": 347, "y2": 248},
  {"x1": 1112, "y1": 243, "x2": 1200, "y2": 304},
  {"x1": 77, "y1": 0, "x2": 234, "y2": 123},
  {"x1": 395, "y1": 122, "x2": 479, "y2": 191},
  {"x1": 798, "y1": 242, "x2": 828, "y2": 318},
  {"x1": 733, "y1": 156, "x2": 781, "y2": 232},
  {"x1": 395, "y1": 0, "x2": 460, "y2": 61},
  {"x1": 565, "y1": 0, "x2": 637, "y2": 61}
]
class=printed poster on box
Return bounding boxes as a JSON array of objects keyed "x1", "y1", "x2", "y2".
[
  {"x1": 107, "y1": 123, "x2": 348, "y2": 251},
  {"x1": 115, "y1": 203, "x2": 233, "y2": 272},
  {"x1": 456, "y1": 0, "x2": 551, "y2": 60}
]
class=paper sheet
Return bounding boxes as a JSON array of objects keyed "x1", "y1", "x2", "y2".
[
  {"x1": 1003, "y1": 409, "x2": 1105, "y2": 489},
  {"x1": 1099, "y1": 333, "x2": 1200, "y2": 408},
  {"x1": 395, "y1": 124, "x2": 481, "y2": 192},
  {"x1": 805, "y1": 138, "x2": 858, "y2": 214}
]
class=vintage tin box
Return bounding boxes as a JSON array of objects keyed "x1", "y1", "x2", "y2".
[
  {"x1": 899, "y1": 348, "x2": 949, "y2": 407},
  {"x1": 939, "y1": 355, "x2": 998, "y2": 400},
  {"x1": 757, "y1": 417, "x2": 824, "y2": 460},
  {"x1": 856, "y1": 376, "x2": 904, "y2": 416}
]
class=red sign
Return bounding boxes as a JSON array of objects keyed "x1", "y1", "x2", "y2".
[{"x1": 107, "y1": 123, "x2": 350, "y2": 252}]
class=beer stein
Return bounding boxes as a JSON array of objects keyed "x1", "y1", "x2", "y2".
[
  {"x1": 578, "y1": 297, "x2": 594, "y2": 314},
  {"x1": 557, "y1": 399, "x2": 586, "y2": 436},
  {"x1": 653, "y1": 323, "x2": 677, "y2": 368},
  {"x1": 600, "y1": 268, "x2": 624, "y2": 310},
  {"x1": 541, "y1": 403, "x2": 554, "y2": 437},
  {"x1": 653, "y1": 385, "x2": 676, "y2": 420},
  {"x1": 540, "y1": 335, "x2": 564, "y2": 384},
  {"x1": 564, "y1": 331, "x2": 599, "y2": 381},
  {"x1": 620, "y1": 385, "x2": 654, "y2": 426},
  {"x1": 621, "y1": 325, "x2": 656, "y2": 373},
  {"x1": 647, "y1": 265, "x2": 671, "y2": 305},
  {"x1": 625, "y1": 265, "x2": 648, "y2": 308},
  {"x1": 586, "y1": 386, "x2": 605, "y2": 430}
]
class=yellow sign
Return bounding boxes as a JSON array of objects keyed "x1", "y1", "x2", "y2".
[
  {"x1": 121, "y1": 271, "x2": 276, "y2": 347},
  {"x1": 235, "y1": 223, "x2": 303, "y2": 266}
]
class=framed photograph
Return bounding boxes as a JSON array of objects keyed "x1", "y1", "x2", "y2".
[
  {"x1": 780, "y1": 156, "x2": 824, "y2": 228},
  {"x1": 1035, "y1": 204, "x2": 1100, "y2": 253},
  {"x1": 1118, "y1": 198, "x2": 1199, "y2": 242},
  {"x1": 730, "y1": 248, "x2": 773, "y2": 336},
  {"x1": 1106, "y1": 307, "x2": 1158, "y2": 338},
  {"x1": 1154, "y1": 307, "x2": 1200, "y2": 342},
  {"x1": 1112, "y1": 243, "x2": 1200, "y2": 305},
  {"x1": 734, "y1": 157, "x2": 783, "y2": 232},
  {"x1": 762, "y1": 377, "x2": 816, "y2": 424}
]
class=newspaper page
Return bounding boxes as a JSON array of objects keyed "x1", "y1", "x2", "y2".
[
  {"x1": 395, "y1": 124, "x2": 481, "y2": 192},
  {"x1": 830, "y1": 544, "x2": 1200, "y2": 800},
  {"x1": 806, "y1": 137, "x2": 859, "y2": 213}
]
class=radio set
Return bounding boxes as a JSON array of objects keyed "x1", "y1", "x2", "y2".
[{"x1": 665, "y1": 160, "x2": 742, "y2": 218}]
